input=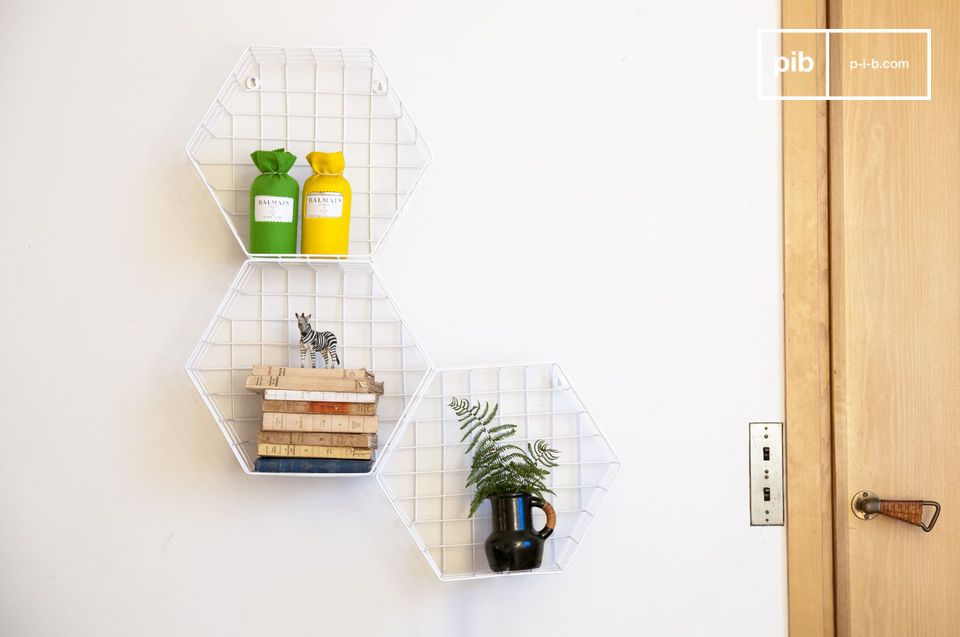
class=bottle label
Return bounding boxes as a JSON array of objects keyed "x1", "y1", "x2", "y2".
[
  {"x1": 306, "y1": 192, "x2": 344, "y2": 218},
  {"x1": 254, "y1": 195, "x2": 294, "y2": 223}
]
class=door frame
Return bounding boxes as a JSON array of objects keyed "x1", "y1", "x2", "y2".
[{"x1": 781, "y1": 0, "x2": 835, "y2": 635}]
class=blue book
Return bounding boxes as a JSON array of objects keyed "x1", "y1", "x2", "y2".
[{"x1": 254, "y1": 457, "x2": 373, "y2": 474}]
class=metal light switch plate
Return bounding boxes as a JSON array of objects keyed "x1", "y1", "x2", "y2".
[{"x1": 749, "y1": 422, "x2": 784, "y2": 526}]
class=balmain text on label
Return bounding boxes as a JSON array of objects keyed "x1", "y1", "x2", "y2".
[
  {"x1": 305, "y1": 192, "x2": 344, "y2": 219},
  {"x1": 253, "y1": 195, "x2": 294, "y2": 223}
]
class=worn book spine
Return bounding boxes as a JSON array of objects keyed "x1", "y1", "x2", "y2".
[
  {"x1": 246, "y1": 375, "x2": 384, "y2": 394},
  {"x1": 257, "y1": 430, "x2": 377, "y2": 448},
  {"x1": 252, "y1": 366, "x2": 372, "y2": 380},
  {"x1": 261, "y1": 400, "x2": 377, "y2": 416},
  {"x1": 254, "y1": 457, "x2": 373, "y2": 473},
  {"x1": 257, "y1": 443, "x2": 373, "y2": 460},
  {"x1": 261, "y1": 411, "x2": 379, "y2": 433},
  {"x1": 263, "y1": 389, "x2": 377, "y2": 403}
]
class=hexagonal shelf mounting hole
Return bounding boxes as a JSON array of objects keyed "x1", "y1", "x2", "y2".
[
  {"x1": 186, "y1": 260, "x2": 432, "y2": 475},
  {"x1": 186, "y1": 46, "x2": 430, "y2": 261},
  {"x1": 377, "y1": 363, "x2": 621, "y2": 580}
]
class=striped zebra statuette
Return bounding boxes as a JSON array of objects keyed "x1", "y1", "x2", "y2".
[{"x1": 294, "y1": 312, "x2": 341, "y2": 369}]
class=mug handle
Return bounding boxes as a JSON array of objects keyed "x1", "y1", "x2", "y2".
[{"x1": 530, "y1": 496, "x2": 556, "y2": 540}]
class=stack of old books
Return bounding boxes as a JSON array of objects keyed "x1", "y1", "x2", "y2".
[{"x1": 245, "y1": 365, "x2": 382, "y2": 473}]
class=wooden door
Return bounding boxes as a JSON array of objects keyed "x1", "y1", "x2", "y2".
[{"x1": 829, "y1": 1, "x2": 960, "y2": 635}]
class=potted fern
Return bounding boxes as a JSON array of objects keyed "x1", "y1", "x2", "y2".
[{"x1": 450, "y1": 397, "x2": 560, "y2": 572}]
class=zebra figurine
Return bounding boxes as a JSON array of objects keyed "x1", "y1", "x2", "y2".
[{"x1": 295, "y1": 312, "x2": 341, "y2": 369}]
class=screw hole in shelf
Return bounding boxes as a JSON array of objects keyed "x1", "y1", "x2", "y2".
[{"x1": 551, "y1": 371, "x2": 569, "y2": 390}]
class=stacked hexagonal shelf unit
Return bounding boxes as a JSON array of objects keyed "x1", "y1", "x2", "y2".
[
  {"x1": 186, "y1": 47, "x2": 621, "y2": 580},
  {"x1": 378, "y1": 363, "x2": 621, "y2": 580},
  {"x1": 186, "y1": 47, "x2": 428, "y2": 261}
]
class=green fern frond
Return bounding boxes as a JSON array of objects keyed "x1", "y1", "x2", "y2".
[
  {"x1": 449, "y1": 397, "x2": 562, "y2": 517},
  {"x1": 528, "y1": 440, "x2": 561, "y2": 467},
  {"x1": 449, "y1": 397, "x2": 471, "y2": 413}
]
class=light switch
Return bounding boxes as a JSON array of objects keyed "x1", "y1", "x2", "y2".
[{"x1": 750, "y1": 422, "x2": 784, "y2": 526}]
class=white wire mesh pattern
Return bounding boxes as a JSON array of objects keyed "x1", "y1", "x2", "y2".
[
  {"x1": 376, "y1": 363, "x2": 622, "y2": 581},
  {"x1": 186, "y1": 46, "x2": 430, "y2": 261},
  {"x1": 186, "y1": 260, "x2": 432, "y2": 475},
  {"x1": 185, "y1": 48, "x2": 622, "y2": 575}
]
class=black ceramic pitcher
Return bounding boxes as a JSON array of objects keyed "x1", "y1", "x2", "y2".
[{"x1": 484, "y1": 493, "x2": 556, "y2": 572}]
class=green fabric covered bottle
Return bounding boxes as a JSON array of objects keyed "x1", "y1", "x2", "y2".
[{"x1": 249, "y1": 149, "x2": 299, "y2": 254}]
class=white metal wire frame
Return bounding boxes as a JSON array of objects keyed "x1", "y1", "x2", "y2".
[
  {"x1": 185, "y1": 260, "x2": 433, "y2": 475},
  {"x1": 186, "y1": 46, "x2": 430, "y2": 261},
  {"x1": 376, "y1": 363, "x2": 622, "y2": 581},
  {"x1": 185, "y1": 47, "x2": 622, "y2": 579}
]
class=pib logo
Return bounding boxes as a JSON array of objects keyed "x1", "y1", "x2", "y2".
[{"x1": 775, "y1": 50, "x2": 814, "y2": 74}]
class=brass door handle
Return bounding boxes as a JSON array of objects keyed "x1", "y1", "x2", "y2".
[{"x1": 852, "y1": 490, "x2": 941, "y2": 532}]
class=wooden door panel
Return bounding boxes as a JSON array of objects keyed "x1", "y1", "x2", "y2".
[{"x1": 830, "y1": 1, "x2": 960, "y2": 636}]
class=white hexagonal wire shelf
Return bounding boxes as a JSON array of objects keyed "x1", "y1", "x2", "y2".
[
  {"x1": 186, "y1": 260, "x2": 433, "y2": 475},
  {"x1": 186, "y1": 46, "x2": 430, "y2": 261},
  {"x1": 376, "y1": 363, "x2": 622, "y2": 581},
  {"x1": 184, "y1": 47, "x2": 621, "y2": 576}
]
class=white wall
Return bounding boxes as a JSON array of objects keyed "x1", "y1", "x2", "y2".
[{"x1": 0, "y1": 1, "x2": 784, "y2": 635}]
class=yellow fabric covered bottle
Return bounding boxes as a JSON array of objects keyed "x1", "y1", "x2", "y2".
[{"x1": 302, "y1": 151, "x2": 352, "y2": 255}]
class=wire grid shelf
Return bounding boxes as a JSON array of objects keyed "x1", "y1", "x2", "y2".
[
  {"x1": 377, "y1": 363, "x2": 622, "y2": 581},
  {"x1": 186, "y1": 46, "x2": 430, "y2": 261},
  {"x1": 186, "y1": 260, "x2": 432, "y2": 475}
]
